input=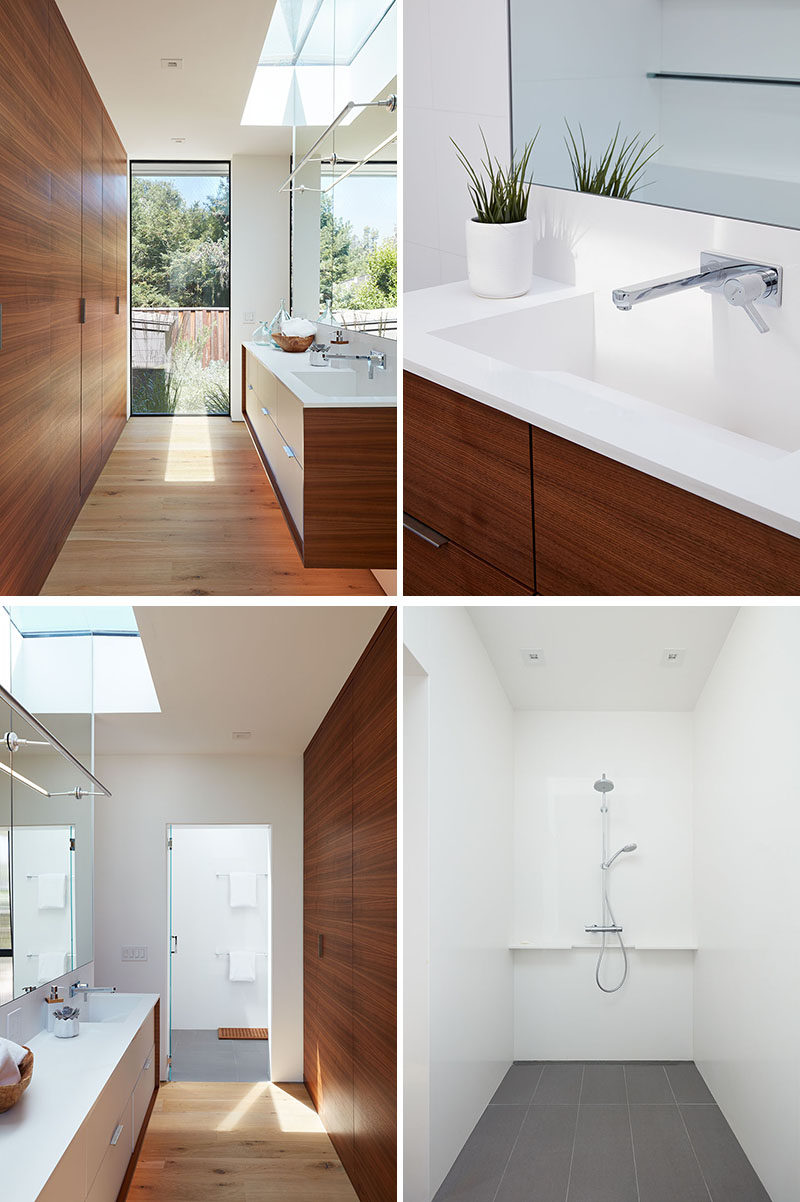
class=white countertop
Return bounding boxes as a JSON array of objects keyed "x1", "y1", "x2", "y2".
[
  {"x1": 405, "y1": 279, "x2": 800, "y2": 541},
  {"x1": 245, "y1": 341, "x2": 397, "y2": 408},
  {"x1": 0, "y1": 993, "x2": 157, "y2": 1201}
]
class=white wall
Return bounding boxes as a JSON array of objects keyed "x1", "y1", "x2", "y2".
[
  {"x1": 404, "y1": 0, "x2": 511, "y2": 289},
  {"x1": 693, "y1": 608, "x2": 800, "y2": 1202},
  {"x1": 513, "y1": 711, "x2": 695, "y2": 1061},
  {"x1": 230, "y1": 155, "x2": 291, "y2": 420},
  {"x1": 403, "y1": 607, "x2": 514, "y2": 1199},
  {"x1": 93, "y1": 754, "x2": 303, "y2": 1082},
  {"x1": 171, "y1": 826, "x2": 270, "y2": 1030}
]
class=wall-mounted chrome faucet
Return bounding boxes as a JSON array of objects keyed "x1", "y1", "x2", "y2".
[
  {"x1": 612, "y1": 251, "x2": 782, "y2": 334},
  {"x1": 311, "y1": 347, "x2": 387, "y2": 380}
]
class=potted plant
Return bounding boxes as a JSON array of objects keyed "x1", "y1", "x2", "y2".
[{"x1": 452, "y1": 129, "x2": 538, "y2": 299}]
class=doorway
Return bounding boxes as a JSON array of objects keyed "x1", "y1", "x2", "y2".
[
  {"x1": 130, "y1": 162, "x2": 231, "y2": 416},
  {"x1": 167, "y1": 824, "x2": 271, "y2": 1083}
]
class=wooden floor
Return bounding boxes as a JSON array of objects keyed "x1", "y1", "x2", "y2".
[
  {"x1": 129, "y1": 1081, "x2": 360, "y2": 1201},
  {"x1": 42, "y1": 418, "x2": 384, "y2": 595}
]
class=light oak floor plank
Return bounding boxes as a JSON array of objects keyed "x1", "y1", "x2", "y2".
[
  {"x1": 129, "y1": 1081, "x2": 360, "y2": 1201},
  {"x1": 42, "y1": 418, "x2": 384, "y2": 596}
]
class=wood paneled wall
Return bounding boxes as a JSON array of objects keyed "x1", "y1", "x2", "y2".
[
  {"x1": 0, "y1": 0, "x2": 127, "y2": 593},
  {"x1": 304, "y1": 610, "x2": 397, "y2": 1202}
]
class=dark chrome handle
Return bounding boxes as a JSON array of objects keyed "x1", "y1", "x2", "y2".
[
  {"x1": 115, "y1": 296, "x2": 120, "y2": 315},
  {"x1": 318, "y1": 934, "x2": 324, "y2": 958},
  {"x1": 171, "y1": 935, "x2": 178, "y2": 954},
  {"x1": 80, "y1": 298, "x2": 86, "y2": 324},
  {"x1": 403, "y1": 513, "x2": 449, "y2": 549}
]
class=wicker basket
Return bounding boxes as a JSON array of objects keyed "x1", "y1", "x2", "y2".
[
  {"x1": 0, "y1": 1048, "x2": 33, "y2": 1113},
  {"x1": 272, "y1": 333, "x2": 315, "y2": 353}
]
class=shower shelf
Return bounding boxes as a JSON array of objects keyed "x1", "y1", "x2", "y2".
[{"x1": 509, "y1": 942, "x2": 698, "y2": 951}]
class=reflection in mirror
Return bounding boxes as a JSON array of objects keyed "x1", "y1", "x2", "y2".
[
  {"x1": 509, "y1": 0, "x2": 800, "y2": 228},
  {"x1": 0, "y1": 724, "x2": 10, "y2": 1005}
]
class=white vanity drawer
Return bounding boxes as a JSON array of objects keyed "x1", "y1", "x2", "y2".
[
  {"x1": 258, "y1": 406, "x2": 304, "y2": 536},
  {"x1": 85, "y1": 1096, "x2": 132, "y2": 1202},
  {"x1": 85, "y1": 1017, "x2": 152, "y2": 1188},
  {"x1": 275, "y1": 379, "x2": 304, "y2": 467},
  {"x1": 132, "y1": 1042, "x2": 156, "y2": 1148},
  {"x1": 36, "y1": 1129, "x2": 86, "y2": 1202}
]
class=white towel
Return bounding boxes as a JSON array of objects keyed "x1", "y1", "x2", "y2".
[
  {"x1": 38, "y1": 873, "x2": 67, "y2": 909},
  {"x1": 0, "y1": 1037, "x2": 27, "y2": 1087},
  {"x1": 37, "y1": 951, "x2": 66, "y2": 984},
  {"x1": 228, "y1": 950, "x2": 256, "y2": 982},
  {"x1": 228, "y1": 872, "x2": 257, "y2": 908}
]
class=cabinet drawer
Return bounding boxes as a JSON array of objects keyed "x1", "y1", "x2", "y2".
[
  {"x1": 532, "y1": 426, "x2": 800, "y2": 595},
  {"x1": 86, "y1": 1017, "x2": 152, "y2": 1189},
  {"x1": 275, "y1": 379, "x2": 304, "y2": 467},
  {"x1": 404, "y1": 371, "x2": 534, "y2": 588},
  {"x1": 260, "y1": 404, "x2": 305, "y2": 537},
  {"x1": 36, "y1": 1129, "x2": 86, "y2": 1202},
  {"x1": 132, "y1": 1042, "x2": 156, "y2": 1148},
  {"x1": 86, "y1": 1096, "x2": 132, "y2": 1202},
  {"x1": 404, "y1": 516, "x2": 534, "y2": 595}
]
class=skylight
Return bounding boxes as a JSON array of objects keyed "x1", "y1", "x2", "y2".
[
  {"x1": 8, "y1": 605, "x2": 139, "y2": 636},
  {"x1": 260, "y1": 0, "x2": 395, "y2": 67}
]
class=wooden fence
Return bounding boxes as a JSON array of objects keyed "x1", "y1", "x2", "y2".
[{"x1": 131, "y1": 308, "x2": 229, "y2": 369}]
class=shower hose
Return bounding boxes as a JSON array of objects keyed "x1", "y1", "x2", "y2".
[{"x1": 595, "y1": 883, "x2": 629, "y2": 993}]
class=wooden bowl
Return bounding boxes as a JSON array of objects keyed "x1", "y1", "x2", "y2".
[
  {"x1": 272, "y1": 333, "x2": 315, "y2": 353},
  {"x1": 0, "y1": 1048, "x2": 33, "y2": 1113}
]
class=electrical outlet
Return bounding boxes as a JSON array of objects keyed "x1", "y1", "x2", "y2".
[
  {"x1": 244, "y1": 311, "x2": 255, "y2": 322},
  {"x1": 6, "y1": 1007, "x2": 22, "y2": 1042},
  {"x1": 121, "y1": 946, "x2": 148, "y2": 962}
]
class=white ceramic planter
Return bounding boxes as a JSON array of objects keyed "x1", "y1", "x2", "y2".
[{"x1": 465, "y1": 216, "x2": 533, "y2": 299}]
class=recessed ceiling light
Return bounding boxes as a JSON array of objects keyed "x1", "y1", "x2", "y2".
[
  {"x1": 162, "y1": 58, "x2": 183, "y2": 70},
  {"x1": 232, "y1": 731, "x2": 252, "y2": 740},
  {"x1": 520, "y1": 648, "x2": 545, "y2": 666},
  {"x1": 662, "y1": 648, "x2": 686, "y2": 667},
  {"x1": 171, "y1": 137, "x2": 186, "y2": 144}
]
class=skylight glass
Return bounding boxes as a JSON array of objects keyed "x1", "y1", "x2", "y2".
[
  {"x1": 8, "y1": 606, "x2": 139, "y2": 636},
  {"x1": 260, "y1": 0, "x2": 395, "y2": 67}
]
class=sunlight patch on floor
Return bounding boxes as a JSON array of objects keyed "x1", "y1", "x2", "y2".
[
  {"x1": 164, "y1": 416, "x2": 216, "y2": 482},
  {"x1": 215, "y1": 1081, "x2": 269, "y2": 1133}
]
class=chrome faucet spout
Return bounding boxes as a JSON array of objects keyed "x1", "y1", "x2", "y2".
[
  {"x1": 69, "y1": 980, "x2": 117, "y2": 998},
  {"x1": 612, "y1": 251, "x2": 782, "y2": 333}
]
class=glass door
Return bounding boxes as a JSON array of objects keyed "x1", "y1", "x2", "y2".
[{"x1": 130, "y1": 162, "x2": 230, "y2": 415}]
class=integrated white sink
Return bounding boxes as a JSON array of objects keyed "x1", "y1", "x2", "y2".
[
  {"x1": 433, "y1": 293, "x2": 795, "y2": 457},
  {"x1": 291, "y1": 366, "x2": 396, "y2": 400},
  {"x1": 79, "y1": 991, "x2": 143, "y2": 1023}
]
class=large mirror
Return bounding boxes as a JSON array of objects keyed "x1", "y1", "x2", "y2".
[
  {"x1": 0, "y1": 609, "x2": 101, "y2": 1001},
  {"x1": 510, "y1": 0, "x2": 800, "y2": 228}
]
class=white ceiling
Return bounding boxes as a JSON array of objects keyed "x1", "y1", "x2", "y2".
[
  {"x1": 56, "y1": 0, "x2": 292, "y2": 158},
  {"x1": 93, "y1": 605, "x2": 387, "y2": 756},
  {"x1": 468, "y1": 606, "x2": 738, "y2": 711}
]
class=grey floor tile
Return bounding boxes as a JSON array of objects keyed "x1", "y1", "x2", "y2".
[
  {"x1": 495, "y1": 1106, "x2": 577, "y2": 1202},
  {"x1": 681, "y1": 1105, "x2": 772, "y2": 1202},
  {"x1": 567, "y1": 1106, "x2": 637, "y2": 1202},
  {"x1": 666, "y1": 1062, "x2": 715, "y2": 1104},
  {"x1": 630, "y1": 1105, "x2": 710, "y2": 1202},
  {"x1": 581, "y1": 1064, "x2": 626, "y2": 1105},
  {"x1": 625, "y1": 1064, "x2": 674, "y2": 1105},
  {"x1": 434, "y1": 1105, "x2": 526, "y2": 1202},
  {"x1": 491, "y1": 1064, "x2": 544, "y2": 1106},
  {"x1": 534, "y1": 1063, "x2": 583, "y2": 1106}
]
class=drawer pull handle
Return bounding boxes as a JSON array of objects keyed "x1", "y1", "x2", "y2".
[
  {"x1": 115, "y1": 295, "x2": 120, "y2": 315},
  {"x1": 79, "y1": 298, "x2": 86, "y2": 324},
  {"x1": 283, "y1": 444, "x2": 296, "y2": 459},
  {"x1": 248, "y1": 383, "x2": 254, "y2": 390},
  {"x1": 403, "y1": 513, "x2": 449, "y2": 549},
  {"x1": 111, "y1": 1124, "x2": 124, "y2": 1146},
  {"x1": 144, "y1": 1057, "x2": 152, "y2": 1070},
  {"x1": 318, "y1": 934, "x2": 324, "y2": 957},
  {"x1": 261, "y1": 406, "x2": 270, "y2": 417}
]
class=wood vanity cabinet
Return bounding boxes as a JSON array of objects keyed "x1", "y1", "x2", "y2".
[
  {"x1": 304, "y1": 611, "x2": 396, "y2": 1202},
  {"x1": 403, "y1": 372, "x2": 800, "y2": 596},
  {"x1": 243, "y1": 347, "x2": 396, "y2": 569},
  {"x1": 403, "y1": 371, "x2": 535, "y2": 593}
]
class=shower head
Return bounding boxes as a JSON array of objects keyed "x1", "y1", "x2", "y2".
[
  {"x1": 602, "y1": 843, "x2": 638, "y2": 869},
  {"x1": 593, "y1": 774, "x2": 614, "y2": 793}
]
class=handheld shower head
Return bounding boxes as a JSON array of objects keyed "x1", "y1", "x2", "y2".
[
  {"x1": 593, "y1": 774, "x2": 614, "y2": 793},
  {"x1": 602, "y1": 843, "x2": 638, "y2": 869}
]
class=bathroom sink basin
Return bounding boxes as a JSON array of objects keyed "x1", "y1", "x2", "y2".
[
  {"x1": 292, "y1": 368, "x2": 396, "y2": 400},
  {"x1": 432, "y1": 293, "x2": 797, "y2": 456},
  {"x1": 79, "y1": 993, "x2": 142, "y2": 1023}
]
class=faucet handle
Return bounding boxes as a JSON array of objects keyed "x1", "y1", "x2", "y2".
[{"x1": 723, "y1": 273, "x2": 772, "y2": 334}]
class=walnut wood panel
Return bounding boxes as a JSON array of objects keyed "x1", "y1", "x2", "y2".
[
  {"x1": 302, "y1": 407, "x2": 396, "y2": 569},
  {"x1": 404, "y1": 371, "x2": 535, "y2": 588},
  {"x1": 304, "y1": 682, "x2": 354, "y2": 1162},
  {"x1": 533, "y1": 426, "x2": 800, "y2": 595},
  {"x1": 304, "y1": 611, "x2": 397, "y2": 1202},
  {"x1": 80, "y1": 71, "x2": 104, "y2": 497},
  {"x1": 404, "y1": 524, "x2": 535, "y2": 595},
  {"x1": 351, "y1": 613, "x2": 396, "y2": 1202}
]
